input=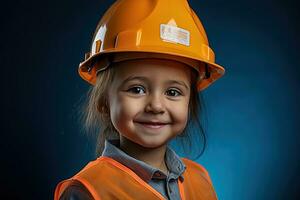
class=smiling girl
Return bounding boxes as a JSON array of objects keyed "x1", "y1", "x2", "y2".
[{"x1": 54, "y1": 0, "x2": 225, "y2": 199}]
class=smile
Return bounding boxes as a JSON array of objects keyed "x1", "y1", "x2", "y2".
[{"x1": 135, "y1": 122, "x2": 169, "y2": 130}]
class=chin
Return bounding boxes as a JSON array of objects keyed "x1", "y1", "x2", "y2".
[{"x1": 134, "y1": 136, "x2": 169, "y2": 149}]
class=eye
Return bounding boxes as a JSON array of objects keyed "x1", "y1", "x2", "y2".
[
  {"x1": 127, "y1": 86, "x2": 146, "y2": 94},
  {"x1": 165, "y1": 88, "x2": 182, "y2": 97}
]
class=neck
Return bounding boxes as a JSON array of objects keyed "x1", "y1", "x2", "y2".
[{"x1": 119, "y1": 136, "x2": 168, "y2": 174}]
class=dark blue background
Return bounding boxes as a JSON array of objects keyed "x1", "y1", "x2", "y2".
[{"x1": 2, "y1": 0, "x2": 299, "y2": 199}]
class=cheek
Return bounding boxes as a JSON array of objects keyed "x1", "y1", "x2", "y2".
[
  {"x1": 169, "y1": 100, "x2": 189, "y2": 125},
  {"x1": 109, "y1": 95, "x2": 142, "y2": 124}
]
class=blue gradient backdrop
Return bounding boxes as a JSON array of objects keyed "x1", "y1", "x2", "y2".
[{"x1": 2, "y1": 0, "x2": 299, "y2": 199}]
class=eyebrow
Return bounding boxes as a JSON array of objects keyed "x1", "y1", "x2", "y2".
[
  {"x1": 121, "y1": 76, "x2": 149, "y2": 85},
  {"x1": 121, "y1": 76, "x2": 189, "y2": 90},
  {"x1": 166, "y1": 80, "x2": 189, "y2": 90}
]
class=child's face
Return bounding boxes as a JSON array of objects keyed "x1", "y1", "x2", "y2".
[{"x1": 108, "y1": 58, "x2": 191, "y2": 148}]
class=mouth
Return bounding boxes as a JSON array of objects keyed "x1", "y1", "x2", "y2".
[{"x1": 134, "y1": 121, "x2": 170, "y2": 129}]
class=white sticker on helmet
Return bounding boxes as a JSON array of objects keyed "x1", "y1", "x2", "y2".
[
  {"x1": 160, "y1": 24, "x2": 190, "y2": 46},
  {"x1": 91, "y1": 25, "x2": 107, "y2": 54}
]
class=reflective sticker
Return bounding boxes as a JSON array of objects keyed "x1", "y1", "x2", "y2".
[{"x1": 160, "y1": 24, "x2": 190, "y2": 46}]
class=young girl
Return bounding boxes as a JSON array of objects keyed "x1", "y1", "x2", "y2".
[{"x1": 55, "y1": 0, "x2": 225, "y2": 199}]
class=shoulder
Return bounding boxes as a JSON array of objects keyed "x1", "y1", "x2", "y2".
[
  {"x1": 59, "y1": 180, "x2": 94, "y2": 200},
  {"x1": 181, "y1": 158, "x2": 213, "y2": 185},
  {"x1": 55, "y1": 157, "x2": 113, "y2": 200}
]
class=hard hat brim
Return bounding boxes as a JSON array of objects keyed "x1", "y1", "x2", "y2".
[{"x1": 78, "y1": 48, "x2": 225, "y2": 91}]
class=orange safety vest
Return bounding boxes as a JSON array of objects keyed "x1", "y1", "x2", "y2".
[{"x1": 54, "y1": 156, "x2": 218, "y2": 200}]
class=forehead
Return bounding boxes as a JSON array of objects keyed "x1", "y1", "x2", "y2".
[{"x1": 112, "y1": 58, "x2": 192, "y2": 82}]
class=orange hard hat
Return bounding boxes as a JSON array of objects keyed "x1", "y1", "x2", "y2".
[{"x1": 78, "y1": 0, "x2": 225, "y2": 91}]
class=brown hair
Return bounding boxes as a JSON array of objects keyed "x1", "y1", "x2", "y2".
[{"x1": 79, "y1": 59, "x2": 207, "y2": 160}]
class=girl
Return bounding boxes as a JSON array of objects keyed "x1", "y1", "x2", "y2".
[{"x1": 55, "y1": 0, "x2": 225, "y2": 199}]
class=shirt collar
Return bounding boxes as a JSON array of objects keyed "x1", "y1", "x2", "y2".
[{"x1": 101, "y1": 139, "x2": 186, "y2": 183}]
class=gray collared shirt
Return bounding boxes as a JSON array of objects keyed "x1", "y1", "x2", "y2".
[
  {"x1": 60, "y1": 139, "x2": 186, "y2": 200},
  {"x1": 101, "y1": 139, "x2": 186, "y2": 200}
]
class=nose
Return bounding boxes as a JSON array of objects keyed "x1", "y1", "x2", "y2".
[{"x1": 145, "y1": 93, "x2": 165, "y2": 114}]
